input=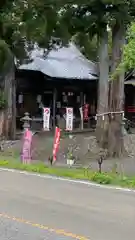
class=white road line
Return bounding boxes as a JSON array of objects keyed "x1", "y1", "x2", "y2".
[{"x1": 0, "y1": 167, "x2": 135, "y2": 193}]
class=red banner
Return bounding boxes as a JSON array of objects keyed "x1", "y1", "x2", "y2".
[
  {"x1": 53, "y1": 127, "x2": 61, "y2": 162},
  {"x1": 127, "y1": 106, "x2": 135, "y2": 113},
  {"x1": 83, "y1": 104, "x2": 89, "y2": 120}
]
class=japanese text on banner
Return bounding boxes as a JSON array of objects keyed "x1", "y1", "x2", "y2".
[
  {"x1": 43, "y1": 108, "x2": 50, "y2": 131},
  {"x1": 53, "y1": 127, "x2": 61, "y2": 162},
  {"x1": 83, "y1": 104, "x2": 89, "y2": 120},
  {"x1": 21, "y1": 129, "x2": 32, "y2": 164},
  {"x1": 66, "y1": 108, "x2": 73, "y2": 131}
]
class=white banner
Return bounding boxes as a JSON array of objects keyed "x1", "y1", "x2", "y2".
[
  {"x1": 79, "y1": 107, "x2": 83, "y2": 130},
  {"x1": 43, "y1": 108, "x2": 50, "y2": 131},
  {"x1": 66, "y1": 108, "x2": 73, "y2": 131},
  {"x1": 79, "y1": 107, "x2": 83, "y2": 120}
]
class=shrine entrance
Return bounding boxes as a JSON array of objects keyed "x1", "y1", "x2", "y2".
[{"x1": 16, "y1": 69, "x2": 97, "y2": 131}]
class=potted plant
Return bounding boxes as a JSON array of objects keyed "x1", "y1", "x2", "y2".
[{"x1": 66, "y1": 148, "x2": 74, "y2": 166}]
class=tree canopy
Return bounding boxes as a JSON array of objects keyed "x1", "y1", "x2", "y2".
[
  {"x1": 0, "y1": 0, "x2": 63, "y2": 67},
  {"x1": 1, "y1": 0, "x2": 135, "y2": 65},
  {"x1": 123, "y1": 22, "x2": 135, "y2": 70},
  {"x1": 53, "y1": 0, "x2": 135, "y2": 62},
  {"x1": 1, "y1": 0, "x2": 135, "y2": 150}
]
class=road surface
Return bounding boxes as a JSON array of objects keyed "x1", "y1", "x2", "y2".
[{"x1": 0, "y1": 169, "x2": 135, "y2": 240}]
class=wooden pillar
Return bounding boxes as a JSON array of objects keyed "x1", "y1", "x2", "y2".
[
  {"x1": 80, "y1": 92, "x2": 84, "y2": 130},
  {"x1": 80, "y1": 92, "x2": 84, "y2": 107},
  {"x1": 52, "y1": 88, "x2": 57, "y2": 129}
]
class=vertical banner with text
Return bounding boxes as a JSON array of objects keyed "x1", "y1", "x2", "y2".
[
  {"x1": 79, "y1": 107, "x2": 83, "y2": 130},
  {"x1": 53, "y1": 127, "x2": 61, "y2": 162},
  {"x1": 66, "y1": 108, "x2": 73, "y2": 131},
  {"x1": 21, "y1": 129, "x2": 33, "y2": 164},
  {"x1": 83, "y1": 104, "x2": 89, "y2": 121},
  {"x1": 43, "y1": 108, "x2": 50, "y2": 131}
]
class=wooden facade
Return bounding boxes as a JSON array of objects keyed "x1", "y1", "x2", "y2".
[
  {"x1": 15, "y1": 67, "x2": 135, "y2": 132},
  {"x1": 16, "y1": 69, "x2": 97, "y2": 131}
]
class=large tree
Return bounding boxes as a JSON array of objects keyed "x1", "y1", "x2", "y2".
[
  {"x1": 1, "y1": 0, "x2": 135, "y2": 150},
  {"x1": 57, "y1": 0, "x2": 135, "y2": 157},
  {"x1": 0, "y1": 0, "x2": 61, "y2": 139},
  {"x1": 107, "y1": 1, "x2": 135, "y2": 157},
  {"x1": 0, "y1": 0, "x2": 62, "y2": 64}
]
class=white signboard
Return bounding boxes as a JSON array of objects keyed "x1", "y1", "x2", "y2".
[
  {"x1": 18, "y1": 94, "x2": 23, "y2": 104},
  {"x1": 43, "y1": 108, "x2": 50, "y2": 131},
  {"x1": 66, "y1": 108, "x2": 73, "y2": 131},
  {"x1": 37, "y1": 95, "x2": 42, "y2": 103},
  {"x1": 79, "y1": 107, "x2": 83, "y2": 120},
  {"x1": 79, "y1": 107, "x2": 83, "y2": 130}
]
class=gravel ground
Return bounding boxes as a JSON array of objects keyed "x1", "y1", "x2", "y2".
[
  {"x1": 124, "y1": 133, "x2": 135, "y2": 157},
  {"x1": 1, "y1": 131, "x2": 135, "y2": 176}
]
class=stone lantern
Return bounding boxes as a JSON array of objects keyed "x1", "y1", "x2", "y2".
[{"x1": 20, "y1": 112, "x2": 32, "y2": 131}]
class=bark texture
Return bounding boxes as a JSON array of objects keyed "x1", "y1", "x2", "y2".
[
  {"x1": 96, "y1": 29, "x2": 109, "y2": 148},
  {"x1": 108, "y1": 22, "x2": 126, "y2": 157},
  {"x1": 3, "y1": 57, "x2": 16, "y2": 139}
]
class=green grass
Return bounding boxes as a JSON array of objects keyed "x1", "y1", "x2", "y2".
[{"x1": 0, "y1": 158, "x2": 135, "y2": 189}]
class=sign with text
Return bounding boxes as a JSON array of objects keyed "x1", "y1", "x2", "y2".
[
  {"x1": 53, "y1": 127, "x2": 61, "y2": 162},
  {"x1": 79, "y1": 107, "x2": 83, "y2": 120},
  {"x1": 66, "y1": 108, "x2": 73, "y2": 131},
  {"x1": 43, "y1": 107, "x2": 50, "y2": 131},
  {"x1": 21, "y1": 129, "x2": 32, "y2": 164},
  {"x1": 83, "y1": 104, "x2": 89, "y2": 120},
  {"x1": 79, "y1": 107, "x2": 83, "y2": 130}
]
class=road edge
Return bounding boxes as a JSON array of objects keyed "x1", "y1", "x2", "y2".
[{"x1": 0, "y1": 167, "x2": 135, "y2": 193}]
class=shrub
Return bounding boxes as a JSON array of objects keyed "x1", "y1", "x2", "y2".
[{"x1": 90, "y1": 172, "x2": 113, "y2": 184}]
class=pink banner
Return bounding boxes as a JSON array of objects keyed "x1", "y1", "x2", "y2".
[
  {"x1": 53, "y1": 127, "x2": 61, "y2": 162},
  {"x1": 21, "y1": 129, "x2": 32, "y2": 164}
]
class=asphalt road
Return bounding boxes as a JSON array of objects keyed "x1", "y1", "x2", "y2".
[{"x1": 0, "y1": 169, "x2": 135, "y2": 240}]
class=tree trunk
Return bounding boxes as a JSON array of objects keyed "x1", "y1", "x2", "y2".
[
  {"x1": 0, "y1": 110, "x2": 4, "y2": 139},
  {"x1": 96, "y1": 28, "x2": 109, "y2": 148},
  {"x1": 10, "y1": 64, "x2": 16, "y2": 140},
  {"x1": 108, "y1": 21, "x2": 126, "y2": 157},
  {"x1": 4, "y1": 58, "x2": 16, "y2": 140}
]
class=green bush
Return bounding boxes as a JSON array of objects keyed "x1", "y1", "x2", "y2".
[
  {"x1": 90, "y1": 172, "x2": 113, "y2": 184},
  {"x1": 0, "y1": 158, "x2": 135, "y2": 189}
]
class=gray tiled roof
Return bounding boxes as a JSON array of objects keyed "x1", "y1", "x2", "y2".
[{"x1": 19, "y1": 43, "x2": 98, "y2": 80}]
